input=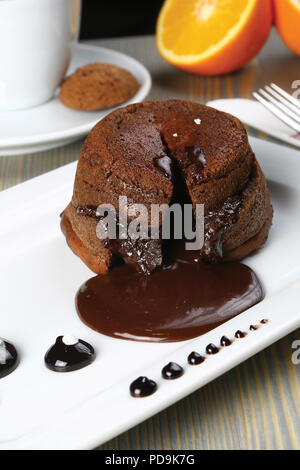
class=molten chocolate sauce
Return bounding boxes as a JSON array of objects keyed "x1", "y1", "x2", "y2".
[
  {"x1": 201, "y1": 195, "x2": 242, "y2": 263},
  {"x1": 76, "y1": 240, "x2": 264, "y2": 343},
  {"x1": 76, "y1": 205, "x2": 162, "y2": 275},
  {"x1": 76, "y1": 184, "x2": 243, "y2": 271}
]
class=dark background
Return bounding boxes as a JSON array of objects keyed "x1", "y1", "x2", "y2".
[{"x1": 80, "y1": 0, "x2": 164, "y2": 39}]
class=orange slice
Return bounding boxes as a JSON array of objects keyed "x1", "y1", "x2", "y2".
[
  {"x1": 156, "y1": 0, "x2": 273, "y2": 75},
  {"x1": 274, "y1": 0, "x2": 300, "y2": 56}
]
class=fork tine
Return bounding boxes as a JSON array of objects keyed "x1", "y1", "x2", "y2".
[
  {"x1": 259, "y1": 88, "x2": 300, "y2": 124},
  {"x1": 265, "y1": 85, "x2": 300, "y2": 116},
  {"x1": 271, "y1": 83, "x2": 300, "y2": 108},
  {"x1": 252, "y1": 92, "x2": 300, "y2": 133}
]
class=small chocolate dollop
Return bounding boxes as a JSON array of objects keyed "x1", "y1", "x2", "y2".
[
  {"x1": 206, "y1": 343, "x2": 219, "y2": 355},
  {"x1": 220, "y1": 336, "x2": 232, "y2": 347},
  {"x1": 249, "y1": 325, "x2": 258, "y2": 331},
  {"x1": 0, "y1": 339, "x2": 19, "y2": 379},
  {"x1": 130, "y1": 376, "x2": 157, "y2": 397},
  {"x1": 45, "y1": 335, "x2": 95, "y2": 372},
  {"x1": 76, "y1": 244, "x2": 264, "y2": 342},
  {"x1": 188, "y1": 351, "x2": 205, "y2": 365},
  {"x1": 162, "y1": 362, "x2": 184, "y2": 379},
  {"x1": 235, "y1": 330, "x2": 246, "y2": 339}
]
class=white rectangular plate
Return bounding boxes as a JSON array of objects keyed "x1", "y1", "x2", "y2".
[{"x1": 0, "y1": 137, "x2": 300, "y2": 450}]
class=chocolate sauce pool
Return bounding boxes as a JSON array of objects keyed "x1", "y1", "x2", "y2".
[{"x1": 76, "y1": 241, "x2": 263, "y2": 343}]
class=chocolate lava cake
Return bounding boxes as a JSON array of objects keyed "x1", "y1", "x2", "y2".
[{"x1": 61, "y1": 100, "x2": 273, "y2": 274}]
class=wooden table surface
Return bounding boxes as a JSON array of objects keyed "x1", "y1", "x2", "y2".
[{"x1": 1, "y1": 30, "x2": 299, "y2": 450}]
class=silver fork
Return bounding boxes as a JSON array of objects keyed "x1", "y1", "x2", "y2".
[{"x1": 253, "y1": 83, "x2": 300, "y2": 133}]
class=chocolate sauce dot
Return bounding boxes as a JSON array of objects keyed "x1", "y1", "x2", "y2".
[
  {"x1": 188, "y1": 351, "x2": 205, "y2": 365},
  {"x1": 235, "y1": 330, "x2": 246, "y2": 339},
  {"x1": 249, "y1": 325, "x2": 258, "y2": 331},
  {"x1": 45, "y1": 336, "x2": 95, "y2": 372},
  {"x1": 220, "y1": 336, "x2": 232, "y2": 347},
  {"x1": 162, "y1": 362, "x2": 184, "y2": 379},
  {"x1": 130, "y1": 376, "x2": 157, "y2": 397},
  {"x1": 261, "y1": 319, "x2": 269, "y2": 324},
  {"x1": 206, "y1": 343, "x2": 219, "y2": 355},
  {"x1": 0, "y1": 339, "x2": 19, "y2": 379}
]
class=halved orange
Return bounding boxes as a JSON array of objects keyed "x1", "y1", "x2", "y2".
[
  {"x1": 156, "y1": 0, "x2": 273, "y2": 75},
  {"x1": 274, "y1": 0, "x2": 300, "y2": 56}
]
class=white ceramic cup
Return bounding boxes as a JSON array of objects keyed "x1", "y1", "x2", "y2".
[{"x1": 0, "y1": 0, "x2": 81, "y2": 110}]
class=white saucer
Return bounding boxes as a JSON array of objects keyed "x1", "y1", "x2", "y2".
[{"x1": 0, "y1": 44, "x2": 151, "y2": 156}]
